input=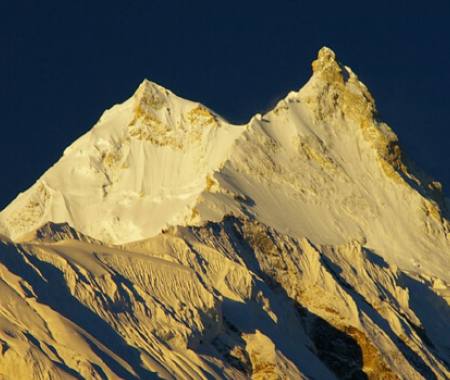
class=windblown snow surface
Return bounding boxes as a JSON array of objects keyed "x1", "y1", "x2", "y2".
[{"x1": 0, "y1": 48, "x2": 449, "y2": 379}]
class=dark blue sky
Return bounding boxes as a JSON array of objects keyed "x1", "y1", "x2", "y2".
[{"x1": 1, "y1": 0, "x2": 449, "y2": 209}]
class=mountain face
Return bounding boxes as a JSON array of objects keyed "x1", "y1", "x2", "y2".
[{"x1": 0, "y1": 47, "x2": 449, "y2": 380}]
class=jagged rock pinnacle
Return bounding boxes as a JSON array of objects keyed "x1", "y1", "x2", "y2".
[
  {"x1": 316, "y1": 46, "x2": 337, "y2": 65},
  {"x1": 311, "y1": 46, "x2": 345, "y2": 84}
]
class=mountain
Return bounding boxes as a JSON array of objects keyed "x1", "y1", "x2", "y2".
[{"x1": 0, "y1": 47, "x2": 448, "y2": 380}]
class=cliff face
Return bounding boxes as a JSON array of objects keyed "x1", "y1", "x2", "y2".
[{"x1": 0, "y1": 48, "x2": 449, "y2": 379}]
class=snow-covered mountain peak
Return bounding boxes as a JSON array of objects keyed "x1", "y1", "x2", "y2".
[
  {"x1": 127, "y1": 78, "x2": 230, "y2": 150},
  {"x1": 132, "y1": 78, "x2": 173, "y2": 119},
  {"x1": 0, "y1": 48, "x2": 449, "y2": 380},
  {"x1": 298, "y1": 48, "x2": 410, "y2": 184},
  {"x1": 0, "y1": 48, "x2": 448, "y2": 265},
  {"x1": 134, "y1": 78, "x2": 168, "y2": 97},
  {"x1": 0, "y1": 79, "x2": 246, "y2": 243},
  {"x1": 306, "y1": 47, "x2": 376, "y2": 120}
]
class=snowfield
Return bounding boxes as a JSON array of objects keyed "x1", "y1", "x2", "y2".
[{"x1": 0, "y1": 47, "x2": 449, "y2": 379}]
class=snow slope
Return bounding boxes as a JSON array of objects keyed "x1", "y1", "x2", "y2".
[
  {"x1": 0, "y1": 47, "x2": 449, "y2": 379},
  {"x1": 0, "y1": 80, "x2": 245, "y2": 243},
  {"x1": 197, "y1": 47, "x2": 450, "y2": 283}
]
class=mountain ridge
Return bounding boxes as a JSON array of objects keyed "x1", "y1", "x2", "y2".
[{"x1": 0, "y1": 47, "x2": 449, "y2": 380}]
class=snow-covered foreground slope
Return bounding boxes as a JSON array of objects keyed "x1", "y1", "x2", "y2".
[{"x1": 0, "y1": 48, "x2": 449, "y2": 379}]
